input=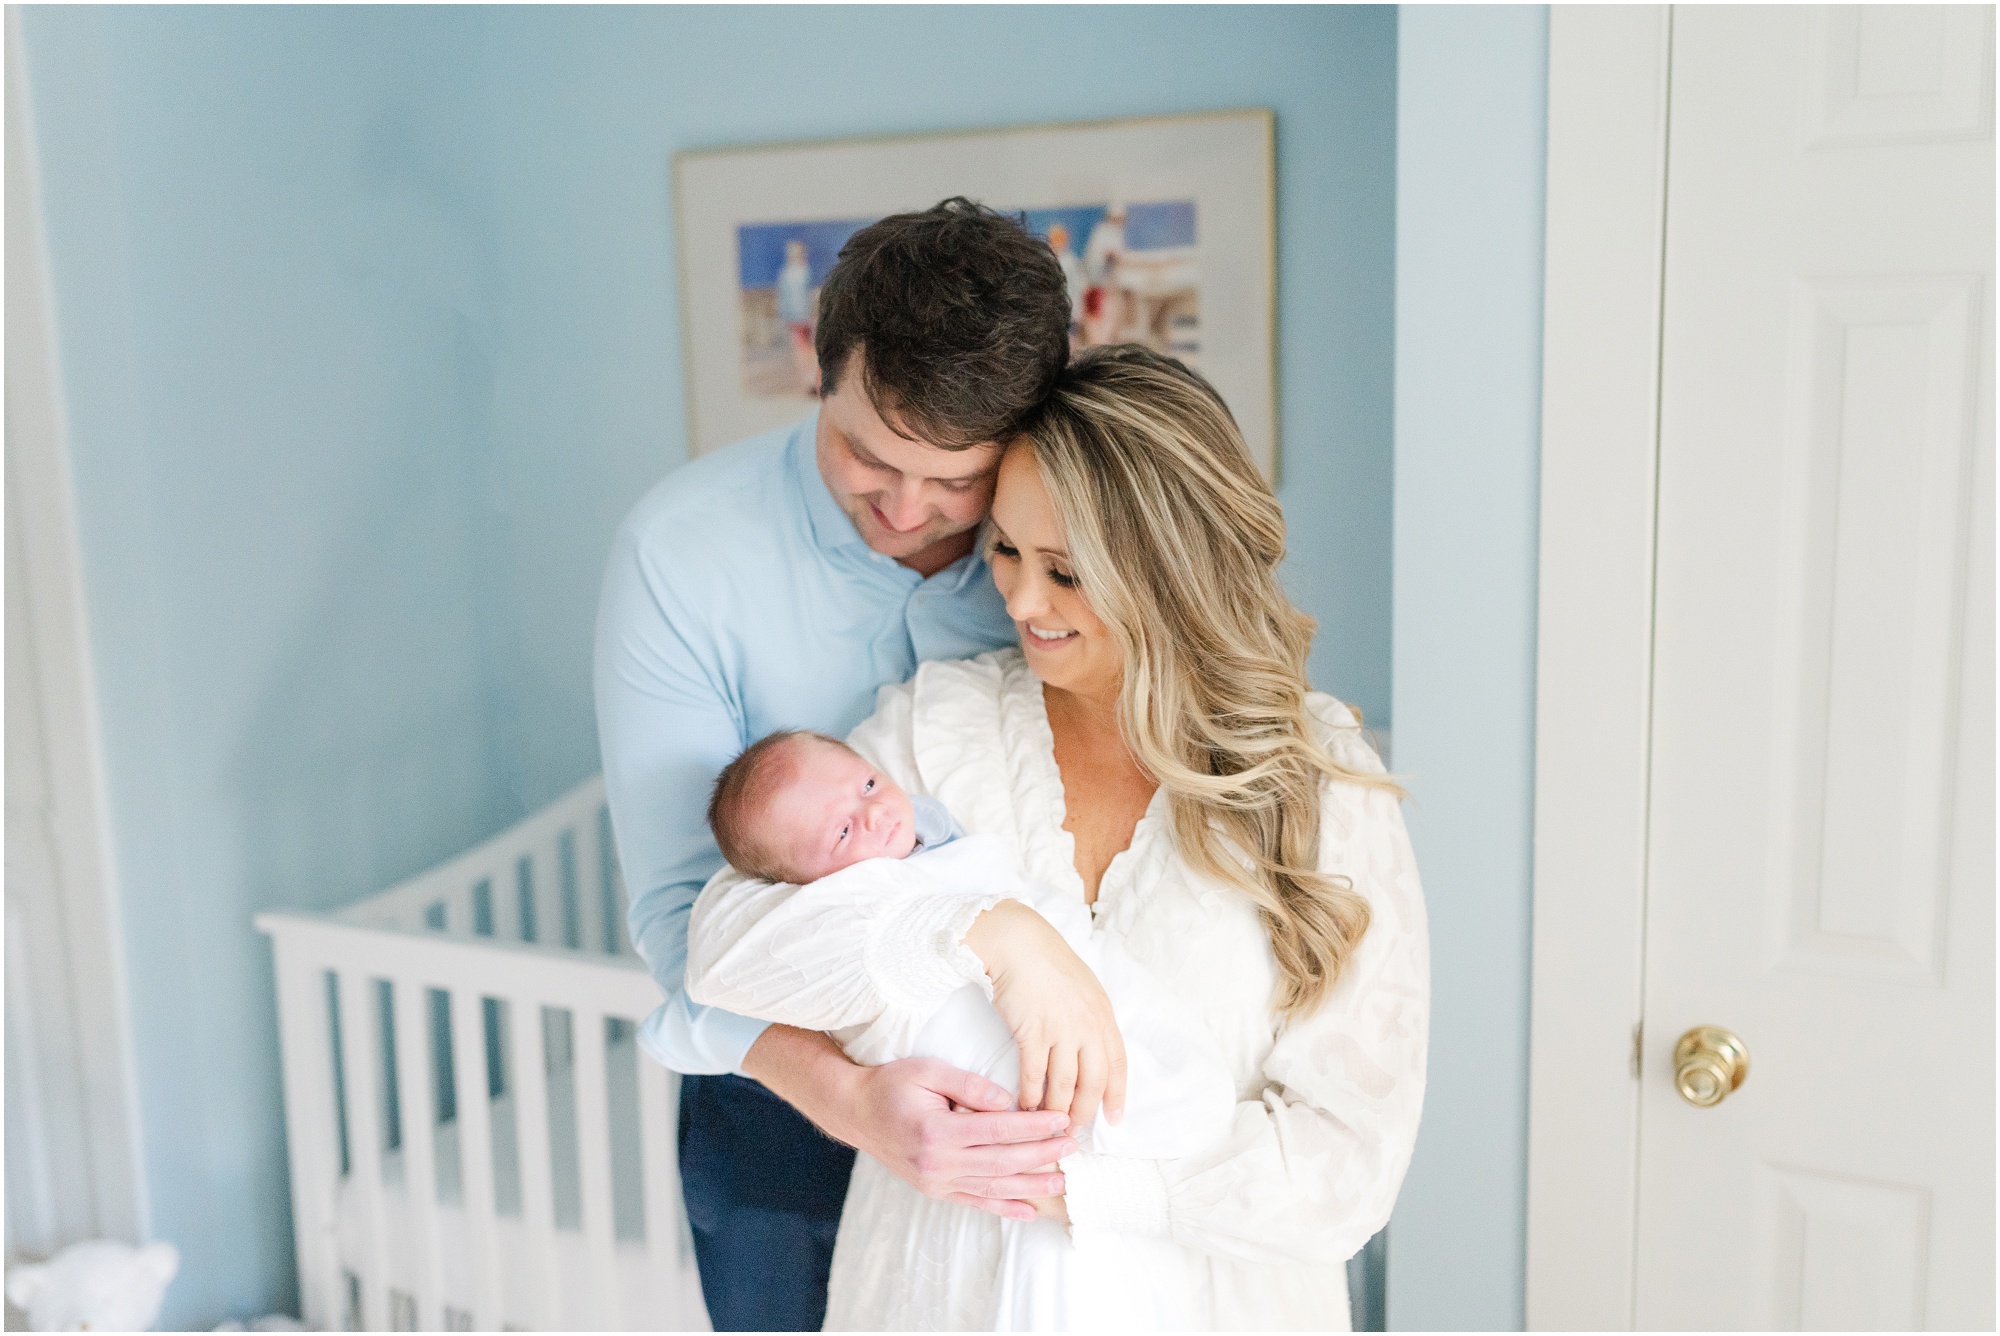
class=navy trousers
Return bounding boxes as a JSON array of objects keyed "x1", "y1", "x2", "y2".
[{"x1": 678, "y1": 1073, "x2": 857, "y2": 1332}]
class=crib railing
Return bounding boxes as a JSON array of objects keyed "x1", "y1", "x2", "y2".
[
  {"x1": 339, "y1": 777, "x2": 631, "y2": 955},
  {"x1": 257, "y1": 777, "x2": 706, "y2": 1332}
]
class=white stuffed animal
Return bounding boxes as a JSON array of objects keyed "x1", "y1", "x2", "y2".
[{"x1": 6, "y1": 1239, "x2": 180, "y2": 1332}]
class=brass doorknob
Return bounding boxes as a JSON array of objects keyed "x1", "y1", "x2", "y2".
[{"x1": 1673, "y1": 1026, "x2": 1749, "y2": 1107}]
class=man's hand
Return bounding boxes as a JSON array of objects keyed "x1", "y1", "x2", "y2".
[
  {"x1": 743, "y1": 1025, "x2": 1076, "y2": 1223},
  {"x1": 964, "y1": 900, "x2": 1128, "y2": 1128}
]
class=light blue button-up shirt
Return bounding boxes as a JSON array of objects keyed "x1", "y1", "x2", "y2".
[{"x1": 594, "y1": 413, "x2": 1016, "y2": 1074}]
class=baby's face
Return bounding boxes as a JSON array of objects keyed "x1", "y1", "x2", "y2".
[{"x1": 765, "y1": 739, "x2": 919, "y2": 882}]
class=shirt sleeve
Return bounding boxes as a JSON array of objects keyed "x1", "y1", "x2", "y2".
[
  {"x1": 593, "y1": 518, "x2": 770, "y2": 1075},
  {"x1": 1062, "y1": 709, "x2": 1431, "y2": 1266}
]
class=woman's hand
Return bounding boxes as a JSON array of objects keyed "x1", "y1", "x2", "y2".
[{"x1": 964, "y1": 900, "x2": 1128, "y2": 1128}]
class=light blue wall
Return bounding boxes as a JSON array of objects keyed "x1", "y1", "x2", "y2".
[
  {"x1": 19, "y1": 7, "x2": 1398, "y2": 1326},
  {"x1": 1386, "y1": 7, "x2": 1547, "y2": 1332},
  {"x1": 19, "y1": 10, "x2": 522, "y2": 1329},
  {"x1": 466, "y1": 4, "x2": 1402, "y2": 803}
]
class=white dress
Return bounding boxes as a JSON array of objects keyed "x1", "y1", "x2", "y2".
[
  {"x1": 713, "y1": 831, "x2": 1239, "y2": 1331},
  {"x1": 687, "y1": 649, "x2": 1431, "y2": 1332}
]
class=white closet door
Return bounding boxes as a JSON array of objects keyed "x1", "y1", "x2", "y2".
[
  {"x1": 4, "y1": 9, "x2": 147, "y2": 1263},
  {"x1": 5, "y1": 470, "x2": 97, "y2": 1259},
  {"x1": 1636, "y1": 5, "x2": 1994, "y2": 1329}
]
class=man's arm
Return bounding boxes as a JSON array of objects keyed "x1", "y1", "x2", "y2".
[
  {"x1": 743, "y1": 1025, "x2": 1078, "y2": 1222},
  {"x1": 596, "y1": 521, "x2": 770, "y2": 1074}
]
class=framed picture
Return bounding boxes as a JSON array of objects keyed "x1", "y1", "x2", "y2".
[{"x1": 674, "y1": 109, "x2": 1278, "y2": 480}]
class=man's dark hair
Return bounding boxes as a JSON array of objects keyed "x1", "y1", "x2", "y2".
[{"x1": 815, "y1": 197, "x2": 1071, "y2": 449}]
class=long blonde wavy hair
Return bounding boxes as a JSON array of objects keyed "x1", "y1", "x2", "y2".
[{"x1": 1019, "y1": 345, "x2": 1402, "y2": 1018}]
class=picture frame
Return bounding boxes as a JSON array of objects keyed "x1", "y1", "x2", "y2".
[{"x1": 673, "y1": 109, "x2": 1279, "y2": 481}]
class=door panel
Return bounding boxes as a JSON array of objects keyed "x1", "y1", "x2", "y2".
[
  {"x1": 1770, "y1": 273, "x2": 1979, "y2": 987},
  {"x1": 1637, "y1": 7, "x2": 1994, "y2": 1329}
]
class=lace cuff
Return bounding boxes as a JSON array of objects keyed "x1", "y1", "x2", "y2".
[
  {"x1": 1061, "y1": 1152, "x2": 1172, "y2": 1242},
  {"x1": 862, "y1": 888, "x2": 1007, "y2": 1014}
]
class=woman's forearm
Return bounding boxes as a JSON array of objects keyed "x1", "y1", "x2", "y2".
[
  {"x1": 961, "y1": 898, "x2": 1050, "y2": 974},
  {"x1": 964, "y1": 900, "x2": 1129, "y2": 1126}
]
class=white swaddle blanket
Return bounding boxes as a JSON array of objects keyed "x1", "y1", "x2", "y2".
[{"x1": 806, "y1": 833, "x2": 1237, "y2": 1332}]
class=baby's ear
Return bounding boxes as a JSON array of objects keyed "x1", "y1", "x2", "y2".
[{"x1": 6, "y1": 1261, "x2": 48, "y2": 1312}]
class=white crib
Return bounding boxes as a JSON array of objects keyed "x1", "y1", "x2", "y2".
[{"x1": 257, "y1": 777, "x2": 710, "y2": 1332}]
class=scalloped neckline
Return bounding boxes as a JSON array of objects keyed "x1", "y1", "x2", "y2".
[{"x1": 994, "y1": 651, "x2": 1166, "y2": 917}]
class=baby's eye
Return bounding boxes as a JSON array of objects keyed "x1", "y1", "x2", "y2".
[
  {"x1": 838, "y1": 824, "x2": 850, "y2": 842},
  {"x1": 864, "y1": 777, "x2": 876, "y2": 793}
]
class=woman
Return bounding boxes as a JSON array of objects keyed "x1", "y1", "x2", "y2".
[{"x1": 689, "y1": 345, "x2": 1429, "y2": 1330}]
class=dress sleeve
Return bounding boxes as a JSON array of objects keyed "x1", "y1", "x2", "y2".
[
  {"x1": 684, "y1": 689, "x2": 1015, "y2": 1033},
  {"x1": 684, "y1": 860, "x2": 1002, "y2": 1033},
  {"x1": 1063, "y1": 708, "x2": 1431, "y2": 1266}
]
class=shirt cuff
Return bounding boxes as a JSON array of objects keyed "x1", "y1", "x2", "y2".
[
  {"x1": 1060, "y1": 1152, "x2": 1172, "y2": 1243},
  {"x1": 635, "y1": 997, "x2": 771, "y2": 1077},
  {"x1": 862, "y1": 888, "x2": 1008, "y2": 1015}
]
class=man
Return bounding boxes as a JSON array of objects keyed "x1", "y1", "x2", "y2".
[{"x1": 594, "y1": 199, "x2": 1080, "y2": 1331}]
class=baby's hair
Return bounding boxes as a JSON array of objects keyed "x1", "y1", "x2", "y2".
[{"x1": 707, "y1": 729, "x2": 852, "y2": 884}]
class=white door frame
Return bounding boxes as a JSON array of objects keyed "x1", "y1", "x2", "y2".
[
  {"x1": 1524, "y1": 7, "x2": 1672, "y2": 1330},
  {"x1": 5, "y1": 9, "x2": 150, "y2": 1256}
]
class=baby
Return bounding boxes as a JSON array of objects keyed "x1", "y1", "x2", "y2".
[
  {"x1": 707, "y1": 728, "x2": 948, "y2": 886},
  {"x1": 702, "y1": 729, "x2": 1235, "y2": 1332}
]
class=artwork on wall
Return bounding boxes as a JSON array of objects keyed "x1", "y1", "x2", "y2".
[{"x1": 674, "y1": 109, "x2": 1278, "y2": 480}]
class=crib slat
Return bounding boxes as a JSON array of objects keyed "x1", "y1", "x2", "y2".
[
  {"x1": 390, "y1": 979, "x2": 446, "y2": 1330},
  {"x1": 438, "y1": 881, "x2": 465, "y2": 935},
  {"x1": 573, "y1": 822, "x2": 606, "y2": 956},
  {"x1": 492, "y1": 857, "x2": 522, "y2": 943},
  {"x1": 272, "y1": 946, "x2": 343, "y2": 1331},
  {"x1": 634, "y1": 1056, "x2": 685, "y2": 1289},
  {"x1": 609, "y1": 855, "x2": 635, "y2": 957},
  {"x1": 569, "y1": 1010, "x2": 623, "y2": 1330},
  {"x1": 447, "y1": 989, "x2": 505, "y2": 1330},
  {"x1": 525, "y1": 844, "x2": 558, "y2": 950},
  {"x1": 506, "y1": 996, "x2": 564, "y2": 1328},
  {"x1": 456, "y1": 876, "x2": 482, "y2": 935},
  {"x1": 334, "y1": 969, "x2": 394, "y2": 1331}
]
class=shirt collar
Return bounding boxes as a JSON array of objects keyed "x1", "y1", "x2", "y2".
[
  {"x1": 789, "y1": 410, "x2": 873, "y2": 556},
  {"x1": 788, "y1": 409, "x2": 997, "y2": 592},
  {"x1": 909, "y1": 793, "x2": 966, "y2": 851}
]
